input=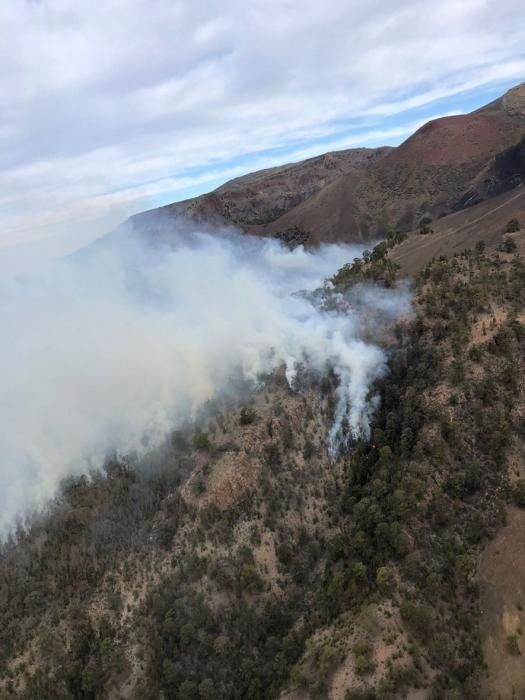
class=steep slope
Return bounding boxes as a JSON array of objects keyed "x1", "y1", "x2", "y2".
[
  {"x1": 257, "y1": 83, "x2": 525, "y2": 243},
  {"x1": 2, "y1": 234, "x2": 524, "y2": 700},
  {"x1": 93, "y1": 83, "x2": 525, "y2": 251},
  {"x1": 131, "y1": 147, "x2": 391, "y2": 233},
  {"x1": 390, "y1": 184, "x2": 525, "y2": 275},
  {"x1": 4, "y1": 83, "x2": 525, "y2": 700},
  {"x1": 457, "y1": 133, "x2": 525, "y2": 207},
  {"x1": 213, "y1": 148, "x2": 391, "y2": 226}
]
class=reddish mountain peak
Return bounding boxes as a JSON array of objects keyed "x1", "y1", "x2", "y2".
[
  {"x1": 102, "y1": 81, "x2": 525, "y2": 250},
  {"x1": 501, "y1": 82, "x2": 525, "y2": 117},
  {"x1": 384, "y1": 103, "x2": 524, "y2": 168},
  {"x1": 478, "y1": 82, "x2": 525, "y2": 115}
]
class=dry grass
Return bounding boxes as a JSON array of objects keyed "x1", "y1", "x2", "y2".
[{"x1": 479, "y1": 506, "x2": 525, "y2": 699}]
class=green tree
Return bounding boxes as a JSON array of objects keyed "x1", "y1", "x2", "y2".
[{"x1": 376, "y1": 565, "x2": 396, "y2": 596}]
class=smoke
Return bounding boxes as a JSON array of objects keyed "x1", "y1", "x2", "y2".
[{"x1": 0, "y1": 224, "x2": 409, "y2": 533}]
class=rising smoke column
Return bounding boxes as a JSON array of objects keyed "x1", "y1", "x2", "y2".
[{"x1": 0, "y1": 225, "x2": 409, "y2": 532}]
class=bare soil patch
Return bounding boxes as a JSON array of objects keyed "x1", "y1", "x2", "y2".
[{"x1": 479, "y1": 506, "x2": 525, "y2": 699}]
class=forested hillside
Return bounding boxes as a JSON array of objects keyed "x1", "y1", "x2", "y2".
[{"x1": 1, "y1": 226, "x2": 524, "y2": 700}]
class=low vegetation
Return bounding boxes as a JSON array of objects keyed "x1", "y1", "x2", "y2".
[
  {"x1": 0, "y1": 234, "x2": 524, "y2": 699},
  {"x1": 505, "y1": 217, "x2": 520, "y2": 233},
  {"x1": 331, "y1": 231, "x2": 406, "y2": 288}
]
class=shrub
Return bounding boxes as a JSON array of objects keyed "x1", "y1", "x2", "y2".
[
  {"x1": 354, "y1": 655, "x2": 376, "y2": 676},
  {"x1": 353, "y1": 640, "x2": 373, "y2": 656},
  {"x1": 400, "y1": 601, "x2": 433, "y2": 638},
  {"x1": 345, "y1": 690, "x2": 377, "y2": 700},
  {"x1": 191, "y1": 477, "x2": 206, "y2": 496},
  {"x1": 501, "y1": 236, "x2": 518, "y2": 253},
  {"x1": 276, "y1": 543, "x2": 293, "y2": 567},
  {"x1": 376, "y1": 566, "x2": 396, "y2": 596},
  {"x1": 512, "y1": 480, "x2": 525, "y2": 508},
  {"x1": 239, "y1": 406, "x2": 257, "y2": 425},
  {"x1": 506, "y1": 634, "x2": 521, "y2": 655},
  {"x1": 237, "y1": 564, "x2": 264, "y2": 594},
  {"x1": 505, "y1": 218, "x2": 520, "y2": 233},
  {"x1": 193, "y1": 430, "x2": 212, "y2": 452},
  {"x1": 353, "y1": 640, "x2": 376, "y2": 676},
  {"x1": 198, "y1": 677, "x2": 215, "y2": 699},
  {"x1": 468, "y1": 344, "x2": 483, "y2": 362}
]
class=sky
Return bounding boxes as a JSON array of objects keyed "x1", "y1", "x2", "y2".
[{"x1": 1, "y1": 0, "x2": 524, "y2": 256}]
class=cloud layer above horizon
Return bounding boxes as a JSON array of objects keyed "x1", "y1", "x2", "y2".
[{"x1": 2, "y1": 0, "x2": 525, "y2": 253}]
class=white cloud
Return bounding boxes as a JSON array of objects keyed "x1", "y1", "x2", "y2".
[
  {"x1": 0, "y1": 111, "x2": 458, "y2": 253},
  {"x1": 1, "y1": 0, "x2": 524, "y2": 253}
]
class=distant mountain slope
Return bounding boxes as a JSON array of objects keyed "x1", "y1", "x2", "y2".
[
  {"x1": 390, "y1": 183, "x2": 525, "y2": 275},
  {"x1": 119, "y1": 83, "x2": 525, "y2": 248},
  {"x1": 213, "y1": 147, "x2": 391, "y2": 226},
  {"x1": 256, "y1": 83, "x2": 525, "y2": 243},
  {"x1": 457, "y1": 133, "x2": 525, "y2": 207},
  {"x1": 132, "y1": 146, "x2": 391, "y2": 233}
]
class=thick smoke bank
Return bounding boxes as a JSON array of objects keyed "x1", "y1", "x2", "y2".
[{"x1": 0, "y1": 226, "x2": 409, "y2": 533}]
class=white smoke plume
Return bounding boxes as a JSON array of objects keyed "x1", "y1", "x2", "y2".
[{"x1": 0, "y1": 225, "x2": 409, "y2": 533}]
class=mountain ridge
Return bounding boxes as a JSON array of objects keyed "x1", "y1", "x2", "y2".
[{"x1": 119, "y1": 83, "x2": 525, "y2": 250}]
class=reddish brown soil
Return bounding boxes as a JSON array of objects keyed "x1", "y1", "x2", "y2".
[
  {"x1": 263, "y1": 85, "x2": 524, "y2": 244},
  {"x1": 129, "y1": 83, "x2": 525, "y2": 247},
  {"x1": 386, "y1": 112, "x2": 522, "y2": 167}
]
